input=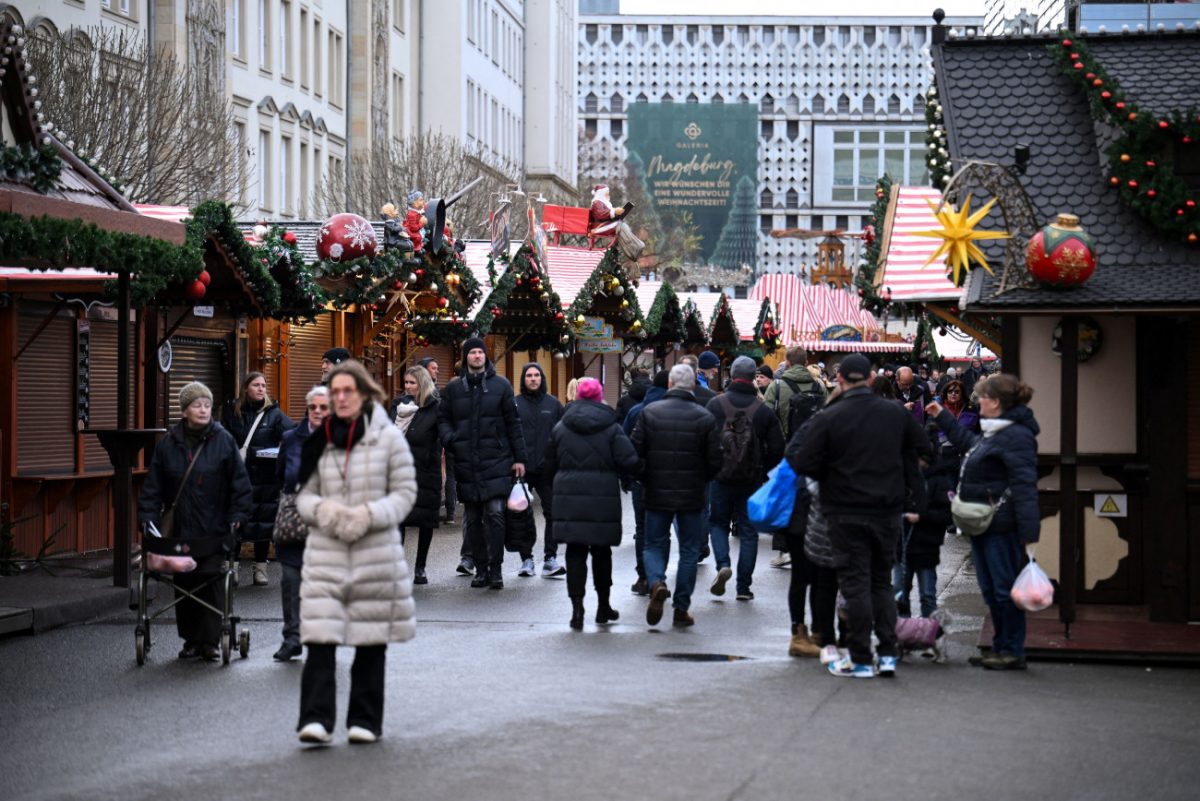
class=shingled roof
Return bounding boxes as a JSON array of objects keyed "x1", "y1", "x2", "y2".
[{"x1": 932, "y1": 30, "x2": 1200, "y2": 310}]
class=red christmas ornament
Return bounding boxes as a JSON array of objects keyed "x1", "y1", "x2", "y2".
[
  {"x1": 1115, "y1": 102, "x2": 1125, "y2": 110},
  {"x1": 197, "y1": 270, "x2": 211, "y2": 287},
  {"x1": 1110, "y1": 176, "x2": 1120, "y2": 186},
  {"x1": 1128, "y1": 113, "x2": 1138, "y2": 121},
  {"x1": 185, "y1": 279, "x2": 207, "y2": 301},
  {"x1": 554, "y1": 311, "x2": 564, "y2": 322},
  {"x1": 1061, "y1": 39, "x2": 1073, "y2": 47},
  {"x1": 1092, "y1": 78, "x2": 1103, "y2": 88},
  {"x1": 1147, "y1": 189, "x2": 1157, "y2": 198},
  {"x1": 1070, "y1": 52, "x2": 1080, "y2": 60},
  {"x1": 316, "y1": 213, "x2": 377, "y2": 261},
  {"x1": 1073, "y1": 62, "x2": 1084, "y2": 70},
  {"x1": 415, "y1": 269, "x2": 425, "y2": 278},
  {"x1": 438, "y1": 297, "x2": 449, "y2": 308},
  {"x1": 1146, "y1": 160, "x2": 1156, "y2": 168},
  {"x1": 1025, "y1": 213, "x2": 1097, "y2": 289},
  {"x1": 1128, "y1": 180, "x2": 1138, "y2": 189},
  {"x1": 393, "y1": 280, "x2": 404, "y2": 290},
  {"x1": 1188, "y1": 201, "x2": 1196, "y2": 208},
  {"x1": 283, "y1": 231, "x2": 297, "y2": 245},
  {"x1": 1100, "y1": 91, "x2": 1110, "y2": 100},
  {"x1": 1184, "y1": 137, "x2": 1193, "y2": 144},
  {"x1": 1158, "y1": 120, "x2": 1169, "y2": 129},
  {"x1": 1189, "y1": 233, "x2": 1199, "y2": 244}
]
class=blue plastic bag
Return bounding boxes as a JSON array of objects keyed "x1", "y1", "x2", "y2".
[{"x1": 748, "y1": 459, "x2": 800, "y2": 532}]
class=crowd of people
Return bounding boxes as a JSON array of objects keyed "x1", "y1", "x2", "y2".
[{"x1": 137, "y1": 336, "x2": 1039, "y2": 744}]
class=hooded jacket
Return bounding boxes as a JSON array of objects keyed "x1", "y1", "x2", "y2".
[
  {"x1": 514, "y1": 362, "x2": 564, "y2": 475},
  {"x1": 438, "y1": 352, "x2": 529, "y2": 502},
  {"x1": 936, "y1": 404, "x2": 1041, "y2": 543},
  {"x1": 622, "y1": 384, "x2": 668, "y2": 438},
  {"x1": 545, "y1": 399, "x2": 641, "y2": 546},
  {"x1": 903, "y1": 438, "x2": 959, "y2": 569},
  {"x1": 631, "y1": 389, "x2": 722, "y2": 511},
  {"x1": 763, "y1": 364, "x2": 828, "y2": 438}
]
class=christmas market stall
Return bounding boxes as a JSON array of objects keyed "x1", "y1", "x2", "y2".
[
  {"x1": 679, "y1": 297, "x2": 709, "y2": 350},
  {"x1": 930, "y1": 18, "x2": 1200, "y2": 655}
]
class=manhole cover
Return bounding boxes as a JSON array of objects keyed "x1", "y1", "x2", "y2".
[{"x1": 657, "y1": 652, "x2": 752, "y2": 662}]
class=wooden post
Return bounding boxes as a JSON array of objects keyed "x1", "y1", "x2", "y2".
[
  {"x1": 113, "y1": 270, "x2": 132, "y2": 588},
  {"x1": 1059, "y1": 316, "x2": 1079, "y2": 635}
]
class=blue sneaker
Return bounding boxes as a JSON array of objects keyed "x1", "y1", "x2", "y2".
[
  {"x1": 877, "y1": 656, "x2": 898, "y2": 677},
  {"x1": 828, "y1": 656, "x2": 875, "y2": 679}
]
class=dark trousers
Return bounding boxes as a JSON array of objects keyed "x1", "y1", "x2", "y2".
[
  {"x1": 400, "y1": 527, "x2": 433, "y2": 570},
  {"x1": 299, "y1": 644, "x2": 387, "y2": 736},
  {"x1": 565, "y1": 543, "x2": 613, "y2": 598},
  {"x1": 971, "y1": 530, "x2": 1027, "y2": 659},
  {"x1": 526, "y1": 471, "x2": 557, "y2": 558},
  {"x1": 252, "y1": 540, "x2": 270, "y2": 562},
  {"x1": 810, "y1": 566, "x2": 840, "y2": 647},
  {"x1": 632, "y1": 482, "x2": 646, "y2": 581},
  {"x1": 443, "y1": 451, "x2": 457, "y2": 516},
  {"x1": 828, "y1": 515, "x2": 901, "y2": 664},
  {"x1": 173, "y1": 568, "x2": 221, "y2": 646},
  {"x1": 280, "y1": 563, "x2": 301, "y2": 647},
  {"x1": 464, "y1": 498, "x2": 506, "y2": 573}
]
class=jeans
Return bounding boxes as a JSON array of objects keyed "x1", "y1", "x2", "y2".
[
  {"x1": 565, "y1": 543, "x2": 612, "y2": 598},
  {"x1": 299, "y1": 644, "x2": 386, "y2": 736},
  {"x1": 644, "y1": 508, "x2": 703, "y2": 613},
  {"x1": 970, "y1": 530, "x2": 1027, "y2": 659},
  {"x1": 893, "y1": 564, "x2": 938, "y2": 618},
  {"x1": 708, "y1": 482, "x2": 759, "y2": 594},
  {"x1": 280, "y1": 563, "x2": 301, "y2": 647},
  {"x1": 463, "y1": 498, "x2": 506, "y2": 573},
  {"x1": 827, "y1": 515, "x2": 901, "y2": 665},
  {"x1": 632, "y1": 482, "x2": 647, "y2": 581},
  {"x1": 526, "y1": 471, "x2": 557, "y2": 558}
]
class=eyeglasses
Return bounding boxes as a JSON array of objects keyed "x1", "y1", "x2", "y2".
[
  {"x1": 307, "y1": 404, "x2": 330, "y2": 411},
  {"x1": 946, "y1": 389, "x2": 961, "y2": 395}
]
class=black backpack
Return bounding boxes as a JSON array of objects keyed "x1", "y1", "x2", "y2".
[
  {"x1": 715, "y1": 394, "x2": 764, "y2": 484},
  {"x1": 780, "y1": 377, "x2": 824, "y2": 438}
]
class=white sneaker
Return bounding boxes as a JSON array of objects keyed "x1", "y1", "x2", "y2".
[
  {"x1": 347, "y1": 726, "x2": 378, "y2": 744},
  {"x1": 518, "y1": 558, "x2": 536, "y2": 577},
  {"x1": 819, "y1": 645, "x2": 843, "y2": 665},
  {"x1": 298, "y1": 722, "x2": 332, "y2": 745},
  {"x1": 253, "y1": 563, "x2": 269, "y2": 586},
  {"x1": 769, "y1": 552, "x2": 792, "y2": 568},
  {"x1": 542, "y1": 556, "x2": 566, "y2": 577}
]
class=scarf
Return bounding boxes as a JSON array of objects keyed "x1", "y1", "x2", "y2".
[
  {"x1": 393, "y1": 397, "x2": 419, "y2": 436},
  {"x1": 298, "y1": 409, "x2": 368, "y2": 486},
  {"x1": 183, "y1": 421, "x2": 212, "y2": 452},
  {"x1": 980, "y1": 418, "x2": 1014, "y2": 438}
]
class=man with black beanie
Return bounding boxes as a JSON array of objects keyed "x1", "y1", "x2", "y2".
[{"x1": 321, "y1": 348, "x2": 351, "y2": 382}]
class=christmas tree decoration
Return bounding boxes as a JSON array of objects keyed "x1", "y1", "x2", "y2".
[
  {"x1": 197, "y1": 270, "x2": 211, "y2": 287},
  {"x1": 1025, "y1": 213, "x2": 1098, "y2": 288},
  {"x1": 913, "y1": 193, "x2": 1011, "y2": 287},
  {"x1": 564, "y1": 247, "x2": 647, "y2": 340},
  {"x1": 465, "y1": 244, "x2": 569, "y2": 351},
  {"x1": 708, "y1": 174, "x2": 758, "y2": 271},
  {"x1": 317, "y1": 213, "x2": 378, "y2": 262},
  {"x1": 185, "y1": 279, "x2": 207, "y2": 301},
  {"x1": 924, "y1": 84, "x2": 951, "y2": 189}
]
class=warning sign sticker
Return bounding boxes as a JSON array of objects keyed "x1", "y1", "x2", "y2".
[{"x1": 1094, "y1": 493, "x2": 1128, "y2": 518}]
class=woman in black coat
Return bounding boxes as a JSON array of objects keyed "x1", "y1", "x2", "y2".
[
  {"x1": 895, "y1": 431, "x2": 956, "y2": 618},
  {"x1": 928, "y1": 373, "x2": 1040, "y2": 671},
  {"x1": 221, "y1": 372, "x2": 295, "y2": 586},
  {"x1": 389, "y1": 365, "x2": 441, "y2": 584},
  {"x1": 544, "y1": 379, "x2": 641, "y2": 630}
]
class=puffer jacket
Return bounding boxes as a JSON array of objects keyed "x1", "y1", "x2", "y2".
[
  {"x1": 631, "y1": 389, "x2": 722, "y2": 512},
  {"x1": 221, "y1": 398, "x2": 295, "y2": 542},
  {"x1": 391, "y1": 395, "x2": 442, "y2": 530},
  {"x1": 936, "y1": 404, "x2": 1041, "y2": 543},
  {"x1": 545, "y1": 399, "x2": 641, "y2": 546},
  {"x1": 438, "y1": 357, "x2": 528, "y2": 503},
  {"x1": 515, "y1": 363, "x2": 563, "y2": 475},
  {"x1": 138, "y1": 422, "x2": 253, "y2": 539},
  {"x1": 803, "y1": 481, "x2": 837, "y2": 569},
  {"x1": 296, "y1": 405, "x2": 418, "y2": 646}
]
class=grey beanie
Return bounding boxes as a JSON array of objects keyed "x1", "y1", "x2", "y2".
[
  {"x1": 178, "y1": 381, "x2": 213, "y2": 412},
  {"x1": 730, "y1": 356, "x2": 757, "y2": 381}
]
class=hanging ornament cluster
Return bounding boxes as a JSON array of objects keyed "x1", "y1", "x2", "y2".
[
  {"x1": 924, "y1": 84, "x2": 951, "y2": 189},
  {"x1": 913, "y1": 193, "x2": 1011, "y2": 287},
  {"x1": 1052, "y1": 38, "x2": 1200, "y2": 245},
  {"x1": 1025, "y1": 213, "x2": 1098, "y2": 288}
]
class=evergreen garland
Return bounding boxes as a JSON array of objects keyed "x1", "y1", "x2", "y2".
[
  {"x1": 924, "y1": 85, "x2": 951, "y2": 189},
  {"x1": 0, "y1": 143, "x2": 63, "y2": 194},
  {"x1": 565, "y1": 247, "x2": 647, "y2": 341},
  {"x1": 643, "y1": 281, "x2": 686, "y2": 343},
  {"x1": 681, "y1": 298, "x2": 708, "y2": 345},
  {"x1": 255, "y1": 227, "x2": 327, "y2": 323},
  {"x1": 854, "y1": 174, "x2": 904, "y2": 316},
  {"x1": 185, "y1": 201, "x2": 281, "y2": 314},
  {"x1": 467, "y1": 244, "x2": 569, "y2": 353},
  {"x1": 706, "y1": 293, "x2": 740, "y2": 349},
  {"x1": 751, "y1": 297, "x2": 782, "y2": 352},
  {"x1": 1050, "y1": 37, "x2": 1200, "y2": 244}
]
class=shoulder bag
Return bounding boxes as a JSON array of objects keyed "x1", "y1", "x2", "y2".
[
  {"x1": 949, "y1": 441, "x2": 1010, "y2": 536},
  {"x1": 238, "y1": 409, "x2": 268, "y2": 461},
  {"x1": 273, "y1": 490, "x2": 308, "y2": 546}
]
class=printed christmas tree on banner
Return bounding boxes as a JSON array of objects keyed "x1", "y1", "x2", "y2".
[{"x1": 709, "y1": 174, "x2": 758, "y2": 270}]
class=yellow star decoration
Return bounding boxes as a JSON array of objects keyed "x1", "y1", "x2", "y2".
[{"x1": 913, "y1": 194, "x2": 1010, "y2": 287}]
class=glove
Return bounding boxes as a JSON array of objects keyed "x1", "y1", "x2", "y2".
[
  {"x1": 316, "y1": 499, "x2": 348, "y2": 532},
  {"x1": 334, "y1": 504, "x2": 371, "y2": 544}
]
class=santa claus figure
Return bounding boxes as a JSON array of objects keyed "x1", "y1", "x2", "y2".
[
  {"x1": 405, "y1": 190, "x2": 427, "y2": 252},
  {"x1": 588, "y1": 184, "x2": 645, "y2": 285}
]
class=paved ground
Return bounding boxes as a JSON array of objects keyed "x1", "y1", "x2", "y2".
[{"x1": 3, "y1": 495, "x2": 1200, "y2": 801}]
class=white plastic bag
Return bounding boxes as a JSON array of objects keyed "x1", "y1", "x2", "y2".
[
  {"x1": 507, "y1": 481, "x2": 530, "y2": 512},
  {"x1": 1011, "y1": 555, "x2": 1054, "y2": 612}
]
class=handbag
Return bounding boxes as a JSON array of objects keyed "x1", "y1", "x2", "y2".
[
  {"x1": 949, "y1": 442, "x2": 1009, "y2": 536},
  {"x1": 273, "y1": 491, "x2": 308, "y2": 546},
  {"x1": 158, "y1": 440, "x2": 206, "y2": 539}
]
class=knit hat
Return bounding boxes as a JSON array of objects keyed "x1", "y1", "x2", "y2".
[
  {"x1": 653, "y1": 370, "x2": 671, "y2": 389},
  {"x1": 698, "y1": 350, "x2": 720, "y2": 370},
  {"x1": 178, "y1": 381, "x2": 213, "y2": 412},
  {"x1": 730, "y1": 356, "x2": 757, "y2": 381},
  {"x1": 576, "y1": 378, "x2": 603, "y2": 402},
  {"x1": 838, "y1": 354, "x2": 872, "y2": 382},
  {"x1": 462, "y1": 336, "x2": 487, "y2": 357},
  {"x1": 322, "y1": 347, "x2": 351, "y2": 365},
  {"x1": 756, "y1": 364, "x2": 774, "y2": 380}
]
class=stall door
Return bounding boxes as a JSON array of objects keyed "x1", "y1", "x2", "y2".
[
  {"x1": 166, "y1": 336, "x2": 229, "y2": 424},
  {"x1": 16, "y1": 306, "x2": 75, "y2": 475},
  {"x1": 286, "y1": 317, "x2": 333, "y2": 419}
]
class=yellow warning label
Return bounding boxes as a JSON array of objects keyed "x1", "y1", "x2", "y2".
[{"x1": 1099, "y1": 496, "x2": 1121, "y2": 515}]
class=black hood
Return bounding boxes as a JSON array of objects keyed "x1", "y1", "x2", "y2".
[
  {"x1": 562, "y1": 399, "x2": 616, "y2": 435},
  {"x1": 628, "y1": 377, "x2": 650, "y2": 403},
  {"x1": 519, "y1": 362, "x2": 548, "y2": 398},
  {"x1": 1001, "y1": 403, "x2": 1041, "y2": 436}
]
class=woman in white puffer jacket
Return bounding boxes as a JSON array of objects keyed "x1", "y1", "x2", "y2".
[{"x1": 294, "y1": 359, "x2": 417, "y2": 746}]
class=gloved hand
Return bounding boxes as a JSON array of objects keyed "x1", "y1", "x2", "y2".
[
  {"x1": 334, "y1": 504, "x2": 371, "y2": 543},
  {"x1": 316, "y1": 499, "x2": 348, "y2": 532}
]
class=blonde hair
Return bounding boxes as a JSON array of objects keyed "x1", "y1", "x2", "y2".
[
  {"x1": 235, "y1": 371, "x2": 273, "y2": 415},
  {"x1": 405, "y1": 365, "x2": 436, "y2": 407},
  {"x1": 565, "y1": 377, "x2": 580, "y2": 402}
]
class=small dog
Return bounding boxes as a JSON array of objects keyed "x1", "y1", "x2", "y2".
[{"x1": 893, "y1": 608, "x2": 951, "y2": 663}]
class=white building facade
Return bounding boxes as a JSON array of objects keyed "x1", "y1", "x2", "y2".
[
  {"x1": 577, "y1": 12, "x2": 983, "y2": 276},
  {"x1": 983, "y1": 0, "x2": 1067, "y2": 34}
]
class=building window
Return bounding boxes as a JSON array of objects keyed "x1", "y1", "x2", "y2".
[
  {"x1": 228, "y1": 0, "x2": 245, "y2": 58},
  {"x1": 815, "y1": 126, "x2": 928, "y2": 203},
  {"x1": 467, "y1": 0, "x2": 476, "y2": 43},
  {"x1": 466, "y1": 80, "x2": 476, "y2": 141},
  {"x1": 299, "y1": 141, "x2": 309, "y2": 217},
  {"x1": 280, "y1": 134, "x2": 293, "y2": 214},
  {"x1": 328, "y1": 30, "x2": 344, "y2": 107},
  {"x1": 233, "y1": 121, "x2": 248, "y2": 206},
  {"x1": 299, "y1": 7, "x2": 308, "y2": 88},
  {"x1": 258, "y1": 130, "x2": 272, "y2": 211},
  {"x1": 279, "y1": 0, "x2": 292, "y2": 79},
  {"x1": 312, "y1": 17, "x2": 322, "y2": 96},
  {"x1": 394, "y1": 0, "x2": 405, "y2": 33},
  {"x1": 391, "y1": 72, "x2": 405, "y2": 141},
  {"x1": 258, "y1": 0, "x2": 272, "y2": 72},
  {"x1": 610, "y1": 119, "x2": 623, "y2": 139}
]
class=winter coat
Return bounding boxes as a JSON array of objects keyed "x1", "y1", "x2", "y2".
[
  {"x1": 622, "y1": 385, "x2": 668, "y2": 437},
  {"x1": 895, "y1": 379, "x2": 928, "y2": 425},
  {"x1": 962, "y1": 365, "x2": 985, "y2": 398},
  {"x1": 545, "y1": 400, "x2": 640, "y2": 546},
  {"x1": 391, "y1": 395, "x2": 442, "y2": 530},
  {"x1": 903, "y1": 441, "x2": 958, "y2": 570},
  {"x1": 221, "y1": 399, "x2": 295, "y2": 542},
  {"x1": 705, "y1": 380, "x2": 786, "y2": 488},
  {"x1": 437, "y1": 359, "x2": 528, "y2": 503},
  {"x1": 631, "y1": 389, "x2": 722, "y2": 512},
  {"x1": 936, "y1": 404, "x2": 1041, "y2": 543},
  {"x1": 803, "y1": 482, "x2": 837, "y2": 569},
  {"x1": 615, "y1": 377, "x2": 650, "y2": 425},
  {"x1": 515, "y1": 363, "x2": 564, "y2": 475},
  {"x1": 763, "y1": 364, "x2": 828, "y2": 438},
  {"x1": 296, "y1": 405, "x2": 418, "y2": 646},
  {"x1": 786, "y1": 386, "x2": 926, "y2": 517},
  {"x1": 275, "y1": 420, "x2": 316, "y2": 569},
  {"x1": 138, "y1": 422, "x2": 253, "y2": 539}
]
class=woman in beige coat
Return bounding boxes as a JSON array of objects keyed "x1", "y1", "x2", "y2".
[{"x1": 294, "y1": 360, "x2": 417, "y2": 746}]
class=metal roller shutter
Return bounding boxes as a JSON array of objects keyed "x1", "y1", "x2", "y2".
[
  {"x1": 166, "y1": 337, "x2": 229, "y2": 424},
  {"x1": 17, "y1": 308, "x2": 76, "y2": 475},
  {"x1": 411, "y1": 343, "x2": 454, "y2": 390},
  {"x1": 287, "y1": 317, "x2": 333, "y2": 419},
  {"x1": 85, "y1": 319, "x2": 136, "y2": 471}
]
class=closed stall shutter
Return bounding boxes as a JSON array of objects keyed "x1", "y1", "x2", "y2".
[
  {"x1": 262, "y1": 329, "x2": 280, "y2": 401},
  {"x1": 85, "y1": 319, "x2": 137, "y2": 471},
  {"x1": 17, "y1": 307, "x2": 75, "y2": 475},
  {"x1": 167, "y1": 337, "x2": 229, "y2": 425},
  {"x1": 287, "y1": 316, "x2": 333, "y2": 419},
  {"x1": 412, "y1": 343, "x2": 454, "y2": 390}
]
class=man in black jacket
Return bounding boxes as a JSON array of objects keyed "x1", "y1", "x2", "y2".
[
  {"x1": 438, "y1": 337, "x2": 528, "y2": 589},
  {"x1": 631, "y1": 364, "x2": 722, "y2": 628},
  {"x1": 680, "y1": 353, "x2": 717, "y2": 404},
  {"x1": 515, "y1": 362, "x2": 566, "y2": 578},
  {"x1": 787, "y1": 353, "x2": 926, "y2": 678},
  {"x1": 615, "y1": 368, "x2": 650, "y2": 425},
  {"x1": 706, "y1": 356, "x2": 785, "y2": 601}
]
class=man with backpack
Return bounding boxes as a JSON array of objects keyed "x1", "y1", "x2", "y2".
[{"x1": 706, "y1": 357, "x2": 785, "y2": 601}]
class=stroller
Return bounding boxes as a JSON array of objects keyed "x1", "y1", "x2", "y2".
[{"x1": 134, "y1": 530, "x2": 250, "y2": 666}]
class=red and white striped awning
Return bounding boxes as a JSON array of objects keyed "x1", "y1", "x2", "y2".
[
  {"x1": 795, "y1": 339, "x2": 913, "y2": 353},
  {"x1": 134, "y1": 203, "x2": 191, "y2": 223},
  {"x1": 543, "y1": 245, "x2": 606, "y2": 309},
  {"x1": 751, "y1": 274, "x2": 881, "y2": 346},
  {"x1": 727, "y1": 298, "x2": 766, "y2": 341},
  {"x1": 878, "y1": 186, "x2": 960, "y2": 302}
]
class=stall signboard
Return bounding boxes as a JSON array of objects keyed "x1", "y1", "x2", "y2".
[{"x1": 577, "y1": 337, "x2": 623, "y2": 354}]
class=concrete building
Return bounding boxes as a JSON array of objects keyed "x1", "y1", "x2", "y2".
[
  {"x1": 524, "y1": 0, "x2": 578, "y2": 198},
  {"x1": 984, "y1": 1, "x2": 1067, "y2": 33},
  {"x1": 577, "y1": 10, "x2": 983, "y2": 277}
]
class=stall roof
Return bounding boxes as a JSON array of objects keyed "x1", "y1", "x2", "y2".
[
  {"x1": 750, "y1": 274, "x2": 880, "y2": 345},
  {"x1": 876, "y1": 186, "x2": 960, "y2": 303},
  {"x1": 727, "y1": 298, "x2": 766, "y2": 342}
]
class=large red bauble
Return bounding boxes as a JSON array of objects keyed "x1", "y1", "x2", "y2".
[
  {"x1": 283, "y1": 231, "x2": 298, "y2": 245},
  {"x1": 185, "y1": 279, "x2": 207, "y2": 301},
  {"x1": 197, "y1": 270, "x2": 211, "y2": 287},
  {"x1": 1025, "y1": 213, "x2": 1097, "y2": 288},
  {"x1": 316, "y1": 213, "x2": 377, "y2": 262}
]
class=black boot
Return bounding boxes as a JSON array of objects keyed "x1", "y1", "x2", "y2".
[
  {"x1": 570, "y1": 597, "x2": 585, "y2": 631},
  {"x1": 595, "y1": 586, "x2": 619, "y2": 624},
  {"x1": 488, "y1": 562, "x2": 504, "y2": 590},
  {"x1": 471, "y1": 562, "x2": 489, "y2": 588}
]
